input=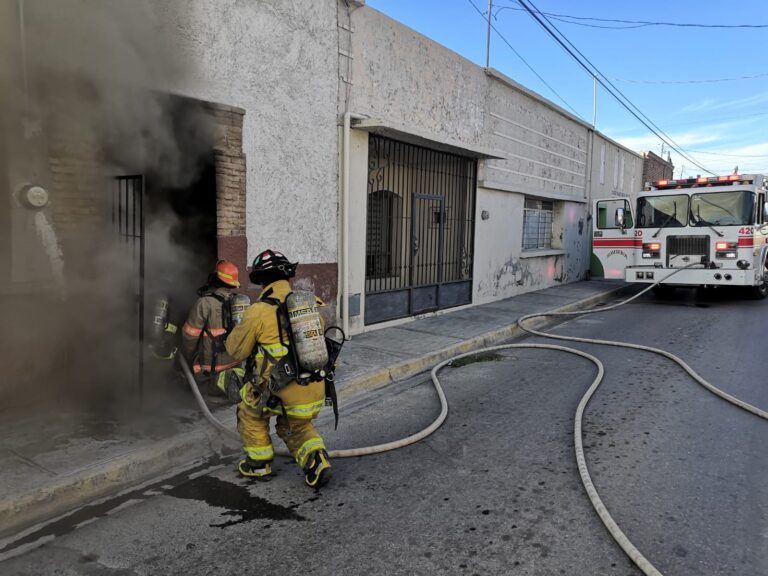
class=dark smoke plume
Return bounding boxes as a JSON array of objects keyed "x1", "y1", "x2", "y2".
[{"x1": 1, "y1": 0, "x2": 218, "y2": 420}]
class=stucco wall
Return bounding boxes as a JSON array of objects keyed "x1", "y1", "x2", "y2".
[
  {"x1": 346, "y1": 129, "x2": 371, "y2": 333},
  {"x1": 346, "y1": 6, "x2": 605, "y2": 323},
  {"x1": 472, "y1": 189, "x2": 588, "y2": 304},
  {"x1": 348, "y1": 7, "x2": 488, "y2": 148},
  {"x1": 483, "y1": 72, "x2": 590, "y2": 201},
  {"x1": 152, "y1": 0, "x2": 339, "y2": 266},
  {"x1": 589, "y1": 133, "x2": 643, "y2": 201}
]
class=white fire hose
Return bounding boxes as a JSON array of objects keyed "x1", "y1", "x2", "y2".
[{"x1": 181, "y1": 265, "x2": 767, "y2": 576}]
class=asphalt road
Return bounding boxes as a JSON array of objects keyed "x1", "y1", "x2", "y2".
[{"x1": 1, "y1": 286, "x2": 766, "y2": 575}]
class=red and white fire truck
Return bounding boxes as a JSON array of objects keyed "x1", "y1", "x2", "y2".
[{"x1": 592, "y1": 174, "x2": 768, "y2": 298}]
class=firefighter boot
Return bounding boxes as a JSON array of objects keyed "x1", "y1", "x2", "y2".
[
  {"x1": 238, "y1": 458, "x2": 273, "y2": 482},
  {"x1": 303, "y1": 449, "x2": 331, "y2": 489}
]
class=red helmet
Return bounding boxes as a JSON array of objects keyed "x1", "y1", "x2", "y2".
[{"x1": 215, "y1": 259, "x2": 240, "y2": 287}]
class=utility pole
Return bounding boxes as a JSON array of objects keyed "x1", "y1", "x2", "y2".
[
  {"x1": 485, "y1": 0, "x2": 492, "y2": 68},
  {"x1": 592, "y1": 75, "x2": 597, "y2": 128}
]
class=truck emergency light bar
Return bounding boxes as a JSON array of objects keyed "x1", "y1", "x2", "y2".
[{"x1": 645, "y1": 174, "x2": 753, "y2": 191}]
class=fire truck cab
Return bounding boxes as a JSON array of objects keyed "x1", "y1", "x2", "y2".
[{"x1": 592, "y1": 174, "x2": 768, "y2": 298}]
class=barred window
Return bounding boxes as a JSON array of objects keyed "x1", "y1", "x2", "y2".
[
  {"x1": 366, "y1": 190, "x2": 401, "y2": 279},
  {"x1": 522, "y1": 198, "x2": 553, "y2": 250}
]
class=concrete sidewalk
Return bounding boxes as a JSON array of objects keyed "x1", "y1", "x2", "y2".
[{"x1": 0, "y1": 279, "x2": 631, "y2": 541}]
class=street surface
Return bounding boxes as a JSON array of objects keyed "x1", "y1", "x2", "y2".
[{"x1": 1, "y1": 287, "x2": 766, "y2": 575}]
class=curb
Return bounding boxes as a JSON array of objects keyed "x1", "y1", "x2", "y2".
[
  {"x1": 338, "y1": 283, "x2": 633, "y2": 399},
  {"x1": 0, "y1": 283, "x2": 631, "y2": 541},
  {"x1": 0, "y1": 415, "x2": 239, "y2": 542}
]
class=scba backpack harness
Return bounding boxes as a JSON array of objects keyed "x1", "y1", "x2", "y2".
[
  {"x1": 198, "y1": 292, "x2": 250, "y2": 398},
  {"x1": 249, "y1": 288, "x2": 345, "y2": 428}
]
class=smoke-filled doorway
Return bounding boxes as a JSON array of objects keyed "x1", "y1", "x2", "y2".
[
  {"x1": 146, "y1": 153, "x2": 218, "y2": 318},
  {"x1": 111, "y1": 154, "x2": 218, "y2": 404}
]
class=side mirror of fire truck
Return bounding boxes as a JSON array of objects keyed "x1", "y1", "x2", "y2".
[
  {"x1": 615, "y1": 207, "x2": 626, "y2": 230},
  {"x1": 763, "y1": 201, "x2": 768, "y2": 222}
]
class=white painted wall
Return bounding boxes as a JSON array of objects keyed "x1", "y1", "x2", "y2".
[
  {"x1": 348, "y1": 6, "x2": 488, "y2": 147},
  {"x1": 589, "y1": 132, "x2": 643, "y2": 201},
  {"x1": 152, "y1": 0, "x2": 339, "y2": 265},
  {"x1": 346, "y1": 6, "x2": 611, "y2": 322},
  {"x1": 483, "y1": 71, "x2": 590, "y2": 201},
  {"x1": 346, "y1": 128, "x2": 370, "y2": 333}
]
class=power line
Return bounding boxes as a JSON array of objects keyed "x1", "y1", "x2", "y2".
[
  {"x1": 613, "y1": 72, "x2": 768, "y2": 84},
  {"x1": 493, "y1": 4, "x2": 768, "y2": 28},
  {"x1": 464, "y1": 0, "x2": 584, "y2": 120},
  {"x1": 683, "y1": 149, "x2": 768, "y2": 159},
  {"x1": 515, "y1": 0, "x2": 716, "y2": 175},
  {"x1": 653, "y1": 110, "x2": 768, "y2": 131}
]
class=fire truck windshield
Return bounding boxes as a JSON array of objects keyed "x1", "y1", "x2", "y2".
[
  {"x1": 689, "y1": 191, "x2": 754, "y2": 226},
  {"x1": 636, "y1": 194, "x2": 688, "y2": 228}
]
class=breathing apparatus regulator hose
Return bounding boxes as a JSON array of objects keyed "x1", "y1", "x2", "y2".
[{"x1": 182, "y1": 262, "x2": 767, "y2": 576}]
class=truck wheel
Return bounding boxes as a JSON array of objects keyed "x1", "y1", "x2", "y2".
[{"x1": 751, "y1": 262, "x2": 768, "y2": 299}]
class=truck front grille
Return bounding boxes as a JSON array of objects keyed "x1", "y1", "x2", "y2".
[{"x1": 667, "y1": 235, "x2": 709, "y2": 258}]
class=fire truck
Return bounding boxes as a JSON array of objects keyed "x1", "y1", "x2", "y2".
[{"x1": 592, "y1": 174, "x2": 768, "y2": 298}]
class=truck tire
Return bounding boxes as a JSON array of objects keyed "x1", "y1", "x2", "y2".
[{"x1": 751, "y1": 261, "x2": 768, "y2": 299}]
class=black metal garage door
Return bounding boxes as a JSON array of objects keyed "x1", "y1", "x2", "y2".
[{"x1": 365, "y1": 135, "x2": 476, "y2": 325}]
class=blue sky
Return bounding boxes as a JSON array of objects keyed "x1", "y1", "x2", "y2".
[{"x1": 365, "y1": 0, "x2": 768, "y2": 178}]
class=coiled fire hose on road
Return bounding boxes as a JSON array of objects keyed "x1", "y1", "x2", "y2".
[
  {"x1": 179, "y1": 353, "x2": 449, "y2": 459},
  {"x1": 181, "y1": 264, "x2": 767, "y2": 576}
]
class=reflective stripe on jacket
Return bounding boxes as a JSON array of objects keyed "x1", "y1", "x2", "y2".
[{"x1": 181, "y1": 287, "x2": 238, "y2": 373}]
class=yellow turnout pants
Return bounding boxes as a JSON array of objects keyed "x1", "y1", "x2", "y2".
[{"x1": 237, "y1": 379, "x2": 326, "y2": 469}]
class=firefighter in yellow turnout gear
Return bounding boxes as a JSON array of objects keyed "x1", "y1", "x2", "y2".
[{"x1": 225, "y1": 249, "x2": 331, "y2": 489}]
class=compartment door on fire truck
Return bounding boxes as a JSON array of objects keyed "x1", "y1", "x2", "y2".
[{"x1": 591, "y1": 198, "x2": 636, "y2": 279}]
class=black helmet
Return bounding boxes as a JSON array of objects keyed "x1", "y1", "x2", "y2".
[{"x1": 249, "y1": 249, "x2": 297, "y2": 285}]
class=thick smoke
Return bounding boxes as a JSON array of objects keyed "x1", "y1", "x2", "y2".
[{"x1": 1, "y1": 0, "x2": 218, "y2": 420}]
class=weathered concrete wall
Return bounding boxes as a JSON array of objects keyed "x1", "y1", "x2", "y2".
[
  {"x1": 472, "y1": 189, "x2": 588, "y2": 304},
  {"x1": 348, "y1": 7, "x2": 487, "y2": 147},
  {"x1": 152, "y1": 0, "x2": 340, "y2": 269},
  {"x1": 483, "y1": 71, "x2": 590, "y2": 201},
  {"x1": 589, "y1": 132, "x2": 644, "y2": 201},
  {"x1": 474, "y1": 72, "x2": 595, "y2": 302},
  {"x1": 346, "y1": 129, "x2": 371, "y2": 333},
  {"x1": 346, "y1": 6, "x2": 606, "y2": 321}
]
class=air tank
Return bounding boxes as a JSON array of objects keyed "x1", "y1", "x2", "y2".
[
  {"x1": 285, "y1": 290, "x2": 328, "y2": 372},
  {"x1": 229, "y1": 293, "x2": 251, "y2": 327},
  {"x1": 150, "y1": 296, "x2": 170, "y2": 342}
]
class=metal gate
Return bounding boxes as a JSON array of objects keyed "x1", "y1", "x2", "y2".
[
  {"x1": 365, "y1": 136, "x2": 476, "y2": 325},
  {"x1": 112, "y1": 175, "x2": 145, "y2": 398}
]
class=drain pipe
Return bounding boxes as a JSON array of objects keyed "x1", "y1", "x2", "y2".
[
  {"x1": 17, "y1": 0, "x2": 29, "y2": 109},
  {"x1": 341, "y1": 112, "x2": 367, "y2": 339}
]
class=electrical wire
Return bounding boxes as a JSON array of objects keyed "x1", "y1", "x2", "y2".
[
  {"x1": 514, "y1": 0, "x2": 716, "y2": 176},
  {"x1": 680, "y1": 149, "x2": 768, "y2": 159},
  {"x1": 613, "y1": 72, "x2": 768, "y2": 84},
  {"x1": 492, "y1": 3, "x2": 768, "y2": 29}
]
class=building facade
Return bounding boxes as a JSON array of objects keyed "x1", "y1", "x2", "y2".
[
  {"x1": 642, "y1": 150, "x2": 675, "y2": 184},
  {"x1": 1, "y1": 0, "x2": 644, "y2": 408},
  {"x1": 341, "y1": 5, "x2": 643, "y2": 328}
]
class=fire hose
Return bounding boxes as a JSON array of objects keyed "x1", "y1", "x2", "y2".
[{"x1": 181, "y1": 264, "x2": 768, "y2": 576}]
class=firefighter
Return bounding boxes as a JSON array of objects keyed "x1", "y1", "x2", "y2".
[
  {"x1": 181, "y1": 259, "x2": 243, "y2": 398},
  {"x1": 225, "y1": 249, "x2": 331, "y2": 489}
]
